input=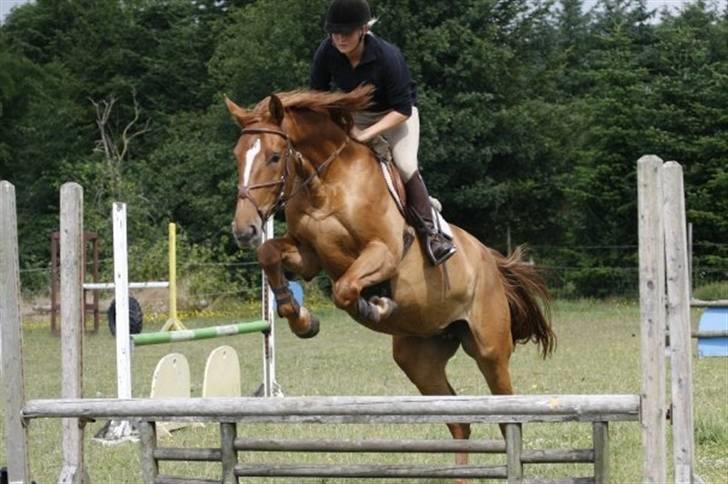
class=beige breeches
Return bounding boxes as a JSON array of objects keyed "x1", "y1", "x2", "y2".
[{"x1": 352, "y1": 107, "x2": 420, "y2": 182}]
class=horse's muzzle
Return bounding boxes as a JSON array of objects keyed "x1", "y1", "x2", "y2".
[{"x1": 231, "y1": 221, "x2": 262, "y2": 248}]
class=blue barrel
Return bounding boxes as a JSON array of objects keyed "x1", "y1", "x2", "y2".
[{"x1": 697, "y1": 307, "x2": 728, "y2": 358}]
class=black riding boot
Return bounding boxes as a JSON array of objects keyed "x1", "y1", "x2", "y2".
[{"x1": 404, "y1": 171, "x2": 456, "y2": 266}]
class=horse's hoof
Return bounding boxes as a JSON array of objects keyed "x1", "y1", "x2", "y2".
[
  {"x1": 295, "y1": 308, "x2": 320, "y2": 339},
  {"x1": 370, "y1": 296, "x2": 398, "y2": 320}
]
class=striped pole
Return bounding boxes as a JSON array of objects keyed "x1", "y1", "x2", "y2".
[{"x1": 132, "y1": 320, "x2": 271, "y2": 347}]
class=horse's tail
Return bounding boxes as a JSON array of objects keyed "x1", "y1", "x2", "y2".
[{"x1": 493, "y1": 245, "x2": 556, "y2": 358}]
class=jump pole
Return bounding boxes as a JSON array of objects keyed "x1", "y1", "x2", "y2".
[
  {"x1": 261, "y1": 217, "x2": 280, "y2": 397},
  {"x1": 132, "y1": 320, "x2": 270, "y2": 346}
]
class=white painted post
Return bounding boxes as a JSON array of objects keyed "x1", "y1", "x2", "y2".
[
  {"x1": 0, "y1": 181, "x2": 32, "y2": 483},
  {"x1": 59, "y1": 182, "x2": 87, "y2": 483},
  {"x1": 113, "y1": 202, "x2": 132, "y2": 399},
  {"x1": 261, "y1": 217, "x2": 279, "y2": 397},
  {"x1": 662, "y1": 161, "x2": 695, "y2": 483},
  {"x1": 637, "y1": 155, "x2": 667, "y2": 483},
  {"x1": 88, "y1": 203, "x2": 135, "y2": 443}
]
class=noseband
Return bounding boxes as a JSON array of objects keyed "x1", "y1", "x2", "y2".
[{"x1": 237, "y1": 126, "x2": 350, "y2": 223}]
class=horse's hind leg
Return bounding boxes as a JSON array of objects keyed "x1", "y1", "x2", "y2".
[
  {"x1": 392, "y1": 335, "x2": 472, "y2": 465},
  {"x1": 459, "y1": 297, "x2": 515, "y2": 437}
]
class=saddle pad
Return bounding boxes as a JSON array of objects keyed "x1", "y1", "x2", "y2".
[{"x1": 380, "y1": 160, "x2": 407, "y2": 215}]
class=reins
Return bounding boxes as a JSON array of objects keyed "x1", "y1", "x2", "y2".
[{"x1": 237, "y1": 126, "x2": 349, "y2": 222}]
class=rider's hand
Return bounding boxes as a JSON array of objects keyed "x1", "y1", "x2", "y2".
[{"x1": 351, "y1": 126, "x2": 373, "y2": 143}]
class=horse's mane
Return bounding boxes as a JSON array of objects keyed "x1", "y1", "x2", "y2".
[{"x1": 254, "y1": 84, "x2": 374, "y2": 115}]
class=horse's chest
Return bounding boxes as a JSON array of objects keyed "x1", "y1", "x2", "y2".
[{"x1": 291, "y1": 215, "x2": 356, "y2": 266}]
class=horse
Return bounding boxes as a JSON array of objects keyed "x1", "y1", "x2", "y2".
[{"x1": 225, "y1": 84, "x2": 555, "y2": 454}]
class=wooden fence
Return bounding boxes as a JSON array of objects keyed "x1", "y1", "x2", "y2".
[{"x1": 1, "y1": 156, "x2": 698, "y2": 483}]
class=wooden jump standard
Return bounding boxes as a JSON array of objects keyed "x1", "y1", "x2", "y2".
[{"x1": 1, "y1": 156, "x2": 697, "y2": 484}]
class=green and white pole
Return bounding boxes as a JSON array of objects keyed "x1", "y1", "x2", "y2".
[{"x1": 132, "y1": 320, "x2": 270, "y2": 346}]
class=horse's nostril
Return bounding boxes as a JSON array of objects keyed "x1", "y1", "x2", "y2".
[{"x1": 249, "y1": 225, "x2": 258, "y2": 237}]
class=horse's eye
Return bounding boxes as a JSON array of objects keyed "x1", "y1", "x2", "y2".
[{"x1": 269, "y1": 153, "x2": 281, "y2": 164}]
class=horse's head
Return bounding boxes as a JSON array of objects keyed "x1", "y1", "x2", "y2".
[
  {"x1": 225, "y1": 94, "x2": 292, "y2": 247},
  {"x1": 225, "y1": 86, "x2": 375, "y2": 247}
]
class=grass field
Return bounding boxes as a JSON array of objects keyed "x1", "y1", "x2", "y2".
[{"x1": 1, "y1": 299, "x2": 727, "y2": 483}]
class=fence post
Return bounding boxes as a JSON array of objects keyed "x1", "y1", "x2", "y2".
[
  {"x1": 139, "y1": 421, "x2": 159, "y2": 482},
  {"x1": 593, "y1": 421, "x2": 609, "y2": 484},
  {"x1": 59, "y1": 182, "x2": 88, "y2": 483},
  {"x1": 221, "y1": 422, "x2": 238, "y2": 484},
  {"x1": 505, "y1": 423, "x2": 523, "y2": 483},
  {"x1": 637, "y1": 155, "x2": 667, "y2": 483},
  {"x1": 662, "y1": 161, "x2": 695, "y2": 482},
  {"x1": 0, "y1": 181, "x2": 32, "y2": 483}
]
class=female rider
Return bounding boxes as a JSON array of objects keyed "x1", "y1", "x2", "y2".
[{"x1": 310, "y1": 0, "x2": 456, "y2": 266}]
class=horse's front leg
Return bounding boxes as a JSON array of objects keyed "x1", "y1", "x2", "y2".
[
  {"x1": 257, "y1": 235, "x2": 321, "y2": 338},
  {"x1": 332, "y1": 240, "x2": 399, "y2": 325}
]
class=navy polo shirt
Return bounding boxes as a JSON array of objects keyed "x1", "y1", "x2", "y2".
[{"x1": 310, "y1": 34, "x2": 417, "y2": 117}]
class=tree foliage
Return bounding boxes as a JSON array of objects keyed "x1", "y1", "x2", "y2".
[{"x1": 1, "y1": 0, "x2": 726, "y2": 297}]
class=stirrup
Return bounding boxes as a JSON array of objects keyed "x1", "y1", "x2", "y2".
[{"x1": 425, "y1": 235, "x2": 457, "y2": 266}]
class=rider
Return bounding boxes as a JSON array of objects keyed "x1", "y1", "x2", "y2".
[{"x1": 310, "y1": 0, "x2": 456, "y2": 266}]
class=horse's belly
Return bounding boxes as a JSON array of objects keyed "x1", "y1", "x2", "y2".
[{"x1": 382, "y1": 231, "x2": 481, "y2": 335}]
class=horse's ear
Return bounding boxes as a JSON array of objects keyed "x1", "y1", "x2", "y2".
[
  {"x1": 269, "y1": 94, "x2": 285, "y2": 126},
  {"x1": 224, "y1": 95, "x2": 252, "y2": 127}
]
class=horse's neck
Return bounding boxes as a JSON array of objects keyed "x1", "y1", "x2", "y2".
[
  {"x1": 287, "y1": 116, "x2": 387, "y2": 211},
  {"x1": 308, "y1": 139, "x2": 375, "y2": 180}
]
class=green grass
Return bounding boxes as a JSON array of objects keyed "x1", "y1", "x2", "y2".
[{"x1": 1, "y1": 300, "x2": 727, "y2": 483}]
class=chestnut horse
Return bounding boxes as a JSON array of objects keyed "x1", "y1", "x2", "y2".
[{"x1": 225, "y1": 85, "x2": 555, "y2": 448}]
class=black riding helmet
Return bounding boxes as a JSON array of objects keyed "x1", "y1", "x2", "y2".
[{"x1": 325, "y1": 0, "x2": 371, "y2": 34}]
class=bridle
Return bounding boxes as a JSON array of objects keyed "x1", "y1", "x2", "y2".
[
  {"x1": 236, "y1": 126, "x2": 349, "y2": 222},
  {"x1": 237, "y1": 127, "x2": 295, "y2": 223}
]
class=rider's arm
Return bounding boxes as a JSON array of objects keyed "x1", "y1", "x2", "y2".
[
  {"x1": 354, "y1": 42, "x2": 413, "y2": 142},
  {"x1": 354, "y1": 110, "x2": 408, "y2": 142}
]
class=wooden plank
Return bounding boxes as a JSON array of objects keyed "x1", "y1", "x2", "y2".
[
  {"x1": 233, "y1": 463, "x2": 508, "y2": 478},
  {"x1": 506, "y1": 423, "x2": 523, "y2": 483},
  {"x1": 662, "y1": 161, "x2": 695, "y2": 483},
  {"x1": 22, "y1": 394, "x2": 640, "y2": 420},
  {"x1": 690, "y1": 299, "x2": 728, "y2": 308},
  {"x1": 156, "y1": 477, "x2": 220, "y2": 484},
  {"x1": 521, "y1": 448, "x2": 594, "y2": 463},
  {"x1": 139, "y1": 421, "x2": 159, "y2": 482},
  {"x1": 637, "y1": 155, "x2": 667, "y2": 484},
  {"x1": 59, "y1": 182, "x2": 86, "y2": 483},
  {"x1": 691, "y1": 330, "x2": 728, "y2": 339},
  {"x1": 154, "y1": 447, "x2": 222, "y2": 461},
  {"x1": 220, "y1": 422, "x2": 237, "y2": 484},
  {"x1": 0, "y1": 181, "x2": 31, "y2": 483},
  {"x1": 234, "y1": 437, "x2": 506, "y2": 453},
  {"x1": 522, "y1": 479, "x2": 595, "y2": 484},
  {"x1": 593, "y1": 421, "x2": 609, "y2": 484}
]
